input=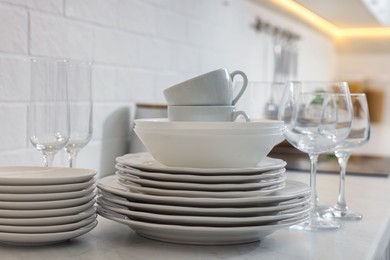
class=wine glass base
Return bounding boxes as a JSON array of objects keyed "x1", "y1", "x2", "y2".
[
  {"x1": 289, "y1": 216, "x2": 341, "y2": 231},
  {"x1": 322, "y1": 208, "x2": 362, "y2": 221}
]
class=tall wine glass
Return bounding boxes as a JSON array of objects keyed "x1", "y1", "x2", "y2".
[
  {"x1": 324, "y1": 93, "x2": 370, "y2": 220},
  {"x1": 278, "y1": 81, "x2": 352, "y2": 230},
  {"x1": 64, "y1": 61, "x2": 93, "y2": 168},
  {"x1": 28, "y1": 58, "x2": 70, "y2": 167}
]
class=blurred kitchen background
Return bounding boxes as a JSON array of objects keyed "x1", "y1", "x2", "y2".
[{"x1": 0, "y1": 0, "x2": 389, "y2": 177}]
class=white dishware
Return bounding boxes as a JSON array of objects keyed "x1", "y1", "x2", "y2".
[
  {"x1": 116, "y1": 171, "x2": 286, "y2": 191},
  {"x1": 0, "y1": 167, "x2": 96, "y2": 185},
  {"x1": 28, "y1": 58, "x2": 70, "y2": 167},
  {"x1": 65, "y1": 60, "x2": 93, "y2": 168},
  {"x1": 98, "y1": 206, "x2": 307, "y2": 245},
  {"x1": 163, "y1": 68, "x2": 248, "y2": 106},
  {"x1": 116, "y1": 153, "x2": 286, "y2": 174},
  {"x1": 279, "y1": 81, "x2": 353, "y2": 231},
  {"x1": 97, "y1": 176, "x2": 310, "y2": 207},
  {"x1": 115, "y1": 164, "x2": 285, "y2": 183},
  {"x1": 167, "y1": 105, "x2": 249, "y2": 122},
  {"x1": 0, "y1": 220, "x2": 97, "y2": 246},
  {"x1": 0, "y1": 185, "x2": 95, "y2": 201},
  {"x1": 99, "y1": 190, "x2": 309, "y2": 217},
  {"x1": 98, "y1": 198, "x2": 310, "y2": 227},
  {"x1": 0, "y1": 207, "x2": 96, "y2": 226}
]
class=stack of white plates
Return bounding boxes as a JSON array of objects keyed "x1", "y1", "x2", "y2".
[
  {"x1": 97, "y1": 153, "x2": 311, "y2": 245},
  {"x1": 0, "y1": 166, "x2": 98, "y2": 245}
]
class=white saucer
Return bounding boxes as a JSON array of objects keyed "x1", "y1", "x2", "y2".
[
  {"x1": 0, "y1": 199, "x2": 95, "y2": 218},
  {"x1": 0, "y1": 191, "x2": 96, "y2": 210},
  {"x1": 99, "y1": 190, "x2": 310, "y2": 217},
  {"x1": 0, "y1": 220, "x2": 97, "y2": 246},
  {"x1": 116, "y1": 171, "x2": 286, "y2": 191},
  {"x1": 0, "y1": 178, "x2": 95, "y2": 194},
  {"x1": 0, "y1": 207, "x2": 96, "y2": 226},
  {"x1": 0, "y1": 185, "x2": 95, "y2": 202},
  {"x1": 116, "y1": 153, "x2": 286, "y2": 175},
  {"x1": 0, "y1": 167, "x2": 96, "y2": 185},
  {"x1": 0, "y1": 214, "x2": 96, "y2": 233},
  {"x1": 98, "y1": 198, "x2": 310, "y2": 227},
  {"x1": 98, "y1": 206, "x2": 307, "y2": 245},
  {"x1": 97, "y1": 176, "x2": 310, "y2": 207}
]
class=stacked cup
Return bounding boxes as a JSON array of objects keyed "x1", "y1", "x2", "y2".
[{"x1": 163, "y1": 68, "x2": 249, "y2": 122}]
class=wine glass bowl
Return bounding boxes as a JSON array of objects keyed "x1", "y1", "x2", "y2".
[
  {"x1": 28, "y1": 58, "x2": 70, "y2": 167},
  {"x1": 278, "y1": 81, "x2": 352, "y2": 230}
]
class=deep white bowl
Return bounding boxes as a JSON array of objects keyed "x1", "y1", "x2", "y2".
[{"x1": 134, "y1": 128, "x2": 284, "y2": 168}]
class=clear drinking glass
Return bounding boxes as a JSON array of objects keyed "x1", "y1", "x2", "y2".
[
  {"x1": 324, "y1": 93, "x2": 370, "y2": 220},
  {"x1": 64, "y1": 61, "x2": 93, "y2": 168},
  {"x1": 278, "y1": 81, "x2": 353, "y2": 230},
  {"x1": 28, "y1": 59, "x2": 70, "y2": 167}
]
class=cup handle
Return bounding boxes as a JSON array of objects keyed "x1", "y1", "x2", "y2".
[
  {"x1": 230, "y1": 70, "x2": 248, "y2": 105},
  {"x1": 232, "y1": 110, "x2": 250, "y2": 122}
]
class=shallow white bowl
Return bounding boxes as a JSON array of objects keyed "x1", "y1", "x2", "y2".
[{"x1": 134, "y1": 128, "x2": 284, "y2": 168}]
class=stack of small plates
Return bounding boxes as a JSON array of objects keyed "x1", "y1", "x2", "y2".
[
  {"x1": 0, "y1": 166, "x2": 98, "y2": 245},
  {"x1": 97, "y1": 153, "x2": 311, "y2": 245}
]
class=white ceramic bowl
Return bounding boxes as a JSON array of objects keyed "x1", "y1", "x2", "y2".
[{"x1": 134, "y1": 128, "x2": 284, "y2": 168}]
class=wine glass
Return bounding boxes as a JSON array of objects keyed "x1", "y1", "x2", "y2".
[
  {"x1": 64, "y1": 61, "x2": 93, "y2": 168},
  {"x1": 278, "y1": 81, "x2": 353, "y2": 230},
  {"x1": 324, "y1": 93, "x2": 370, "y2": 220},
  {"x1": 28, "y1": 58, "x2": 70, "y2": 167}
]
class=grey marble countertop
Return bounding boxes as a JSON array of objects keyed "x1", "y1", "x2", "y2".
[{"x1": 1, "y1": 171, "x2": 389, "y2": 260}]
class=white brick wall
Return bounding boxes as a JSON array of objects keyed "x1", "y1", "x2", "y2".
[{"x1": 0, "y1": 0, "x2": 336, "y2": 177}]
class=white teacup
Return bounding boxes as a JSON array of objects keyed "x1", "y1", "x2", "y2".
[
  {"x1": 168, "y1": 105, "x2": 249, "y2": 122},
  {"x1": 163, "y1": 68, "x2": 248, "y2": 106}
]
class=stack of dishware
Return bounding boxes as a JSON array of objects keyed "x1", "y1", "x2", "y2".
[{"x1": 0, "y1": 166, "x2": 97, "y2": 245}]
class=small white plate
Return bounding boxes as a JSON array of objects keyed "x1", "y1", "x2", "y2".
[
  {"x1": 98, "y1": 198, "x2": 310, "y2": 227},
  {"x1": 116, "y1": 153, "x2": 286, "y2": 175},
  {"x1": 115, "y1": 164, "x2": 286, "y2": 184},
  {"x1": 0, "y1": 185, "x2": 95, "y2": 202},
  {"x1": 0, "y1": 220, "x2": 98, "y2": 246},
  {"x1": 99, "y1": 191, "x2": 310, "y2": 217},
  {"x1": 0, "y1": 214, "x2": 97, "y2": 233},
  {"x1": 0, "y1": 167, "x2": 96, "y2": 185},
  {"x1": 97, "y1": 206, "x2": 307, "y2": 245},
  {"x1": 0, "y1": 178, "x2": 96, "y2": 194},
  {"x1": 118, "y1": 178, "x2": 285, "y2": 198},
  {"x1": 0, "y1": 199, "x2": 95, "y2": 218},
  {"x1": 0, "y1": 207, "x2": 96, "y2": 226},
  {"x1": 116, "y1": 171, "x2": 286, "y2": 191},
  {"x1": 97, "y1": 176, "x2": 310, "y2": 207},
  {"x1": 0, "y1": 191, "x2": 96, "y2": 210}
]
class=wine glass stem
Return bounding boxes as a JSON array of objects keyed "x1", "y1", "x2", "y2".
[
  {"x1": 69, "y1": 150, "x2": 79, "y2": 168},
  {"x1": 309, "y1": 154, "x2": 319, "y2": 208},
  {"x1": 42, "y1": 152, "x2": 54, "y2": 167},
  {"x1": 335, "y1": 152, "x2": 351, "y2": 211}
]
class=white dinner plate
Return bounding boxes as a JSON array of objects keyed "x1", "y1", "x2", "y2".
[
  {"x1": 0, "y1": 220, "x2": 98, "y2": 246},
  {"x1": 0, "y1": 199, "x2": 95, "y2": 218},
  {"x1": 97, "y1": 176, "x2": 310, "y2": 207},
  {"x1": 0, "y1": 214, "x2": 97, "y2": 233},
  {"x1": 116, "y1": 171, "x2": 286, "y2": 191},
  {"x1": 0, "y1": 207, "x2": 96, "y2": 226},
  {"x1": 0, "y1": 178, "x2": 96, "y2": 194},
  {"x1": 99, "y1": 190, "x2": 310, "y2": 217},
  {"x1": 116, "y1": 164, "x2": 286, "y2": 184},
  {"x1": 0, "y1": 185, "x2": 95, "y2": 202},
  {"x1": 98, "y1": 206, "x2": 307, "y2": 245},
  {"x1": 0, "y1": 191, "x2": 96, "y2": 210},
  {"x1": 117, "y1": 178, "x2": 285, "y2": 198},
  {"x1": 98, "y1": 198, "x2": 310, "y2": 227},
  {"x1": 0, "y1": 166, "x2": 96, "y2": 185},
  {"x1": 116, "y1": 153, "x2": 286, "y2": 175}
]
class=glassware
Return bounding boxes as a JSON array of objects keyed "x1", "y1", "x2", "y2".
[
  {"x1": 278, "y1": 81, "x2": 353, "y2": 230},
  {"x1": 28, "y1": 59, "x2": 70, "y2": 167},
  {"x1": 324, "y1": 93, "x2": 370, "y2": 220},
  {"x1": 64, "y1": 61, "x2": 93, "y2": 168}
]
